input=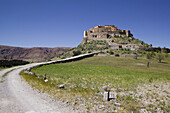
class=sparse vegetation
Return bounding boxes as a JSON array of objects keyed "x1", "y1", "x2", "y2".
[{"x1": 58, "y1": 40, "x2": 109, "y2": 58}]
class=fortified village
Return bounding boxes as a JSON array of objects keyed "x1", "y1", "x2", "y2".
[
  {"x1": 59, "y1": 25, "x2": 169, "y2": 58},
  {"x1": 81, "y1": 25, "x2": 143, "y2": 51}
]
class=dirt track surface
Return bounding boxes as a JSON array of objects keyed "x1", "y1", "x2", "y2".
[{"x1": 0, "y1": 63, "x2": 76, "y2": 113}]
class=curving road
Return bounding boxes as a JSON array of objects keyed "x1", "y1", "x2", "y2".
[
  {"x1": 0, "y1": 63, "x2": 76, "y2": 113},
  {"x1": 0, "y1": 52, "x2": 100, "y2": 113}
]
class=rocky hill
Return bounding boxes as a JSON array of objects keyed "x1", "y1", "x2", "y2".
[
  {"x1": 0, "y1": 45, "x2": 71, "y2": 62},
  {"x1": 57, "y1": 25, "x2": 169, "y2": 59},
  {"x1": 82, "y1": 25, "x2": 150, "y2": 50}
]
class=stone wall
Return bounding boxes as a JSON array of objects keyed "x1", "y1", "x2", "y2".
[{"x1": 82, "y1": 25, "x2": 133, "y2": 41}]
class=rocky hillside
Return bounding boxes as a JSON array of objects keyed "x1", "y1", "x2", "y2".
[
  {"x1": 0, "y1": 45, "x2": 71, "y2": 62},
  {"x1": 57, "y1": 25, "x2": 170, "y2": 59}
]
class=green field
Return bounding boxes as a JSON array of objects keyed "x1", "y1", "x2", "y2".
[
  {"x1": 21, "y1": 56, "x2": 170, "y2": 112},
  {"x1": 0, "y1": 67, "x2": 6, "y2": 70}
]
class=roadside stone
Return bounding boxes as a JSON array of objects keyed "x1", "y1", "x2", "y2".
[
  {"x1": 59, "y1": 84, "x2": 65, "y2": 89},
  {"x1": 28, "y1": 72, "x2": 33, "y2": 75},
  {"x1": 140, "y1": 109, "x2": 148, "y2": 113},
  {"x1": 103, "y1": 86, "x2": 110, "y2": 92},
  {"x1": 114, "y1": 102, "x2": 121, "y2": 106},
  {"x1": 99, "y1": 104, "x2": 105, "y2": 109}
]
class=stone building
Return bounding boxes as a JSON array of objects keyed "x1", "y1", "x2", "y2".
[
  {"x1": 82, "y1": 25, "x2": 133, "y2": 44},
  {"x1": 81, "y1": 25, "x2": 140, "y2": 51}
]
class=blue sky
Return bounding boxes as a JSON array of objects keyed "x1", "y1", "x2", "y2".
[{"x1": 0, "y1": 0, "x2": 170, "y2": 48}]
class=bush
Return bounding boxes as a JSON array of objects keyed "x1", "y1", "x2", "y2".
[
  {"x1": 115, "y1": 54, "x2": 120, "y2": 57},
  {"x1": 61, "y1": 57, "x2": 66, "y2": 59},
  {"x1": 73, "y1": 50, "x2": 82, "y2": 56},
  {"x1": 109, "y1": 51, "x2": 114, "y2": 55}
]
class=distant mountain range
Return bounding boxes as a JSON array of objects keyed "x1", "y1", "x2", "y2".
[{"x1": 0, "y1": 45, "x2": 71, "y2": 62}]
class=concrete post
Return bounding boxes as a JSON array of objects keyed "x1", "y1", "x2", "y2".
[
  {"x1": 104, "y1": 91, "x2": 116, "y2": 101},
  {"x1": 103, "y1": 91, "x2": 110, "y2": 101}
]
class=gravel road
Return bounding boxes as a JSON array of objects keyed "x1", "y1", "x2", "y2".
[{"x1": 0, "y1": 63, "x2": 76, "y2": 113}]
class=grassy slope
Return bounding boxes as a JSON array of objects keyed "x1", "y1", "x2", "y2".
[
  {"x1": 0, "y1": 67, "x2": 6, "y2": 70},
  {"x1": 30, "y1": 56, "x2": 170, "y2": 93},
  {"x1": 21, "y1": 56, "x2": 170, "y2": 112}
]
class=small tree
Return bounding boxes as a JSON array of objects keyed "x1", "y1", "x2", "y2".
[
  {"x1": 147, "y1": 61, "x2": 150, "y2": 68},
  {"x1": 151, "y1": 51, "x2": 156, "y2": 57},
  {"x1": 134, "y1": 53, "x2": 138, "y2": 60},
  {"x1": 156, "y1": 53, "x2": 164, "y2": 63},
  {"x1": 146, "y1": 53, "x2": 152, "y2": 59}
]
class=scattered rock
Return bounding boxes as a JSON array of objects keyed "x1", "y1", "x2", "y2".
[
  {"x1": 114, "y1": 102, "x2": 121, "y2": 106},
  {"x1": 35, "y1": 75, "x2": 39, "y2": 78},
  {"x1": 28, "y1": 72, "x2": 33, "y2": 75},
  {"x1": 59, "y1": 84, "x2": 65, "y2": 89},
  {"x1": 44, "y1": 79, "x2": 48, "y2": 82},
  {"x1": 140, "y1": 109, "x2": 148, "y2": 113},
  {"x1": 99, "y1": 104, "x2": 105, "y2": 109},
  {"x1": 103, "y1": 86, "x2": 110, "y2": 92}
]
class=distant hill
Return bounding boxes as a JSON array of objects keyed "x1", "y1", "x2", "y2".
[{"x1": 0, "y1": 45, "x2": 71, "y2": 62}]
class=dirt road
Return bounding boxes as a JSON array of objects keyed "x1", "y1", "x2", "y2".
[{"x1": 0, "y1": 63, "x2": 76, "y2": 113}]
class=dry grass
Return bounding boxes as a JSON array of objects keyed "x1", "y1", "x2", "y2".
[{"x1": 20, "y1": 56, "x2": 170, "y2": 112}]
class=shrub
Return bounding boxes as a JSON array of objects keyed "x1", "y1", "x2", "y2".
[
  {"x1": 73, "y1": 50, "x2": 82, "y2": 56},
  {"x1": 61, "y1": 57, "x2": 66, "y2": 59},
  {"x1": 109, "y1": 51, "x2": 114, "y2": 55},
  {"x1": 115, "y1": 54, "x2": 120, "y2": 57}
]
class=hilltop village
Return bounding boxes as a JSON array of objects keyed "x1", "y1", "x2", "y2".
[
  {"x1": 57, "y1": 25, "x2": 169, "y2": 59},
  {"x1": 81, "y1": 25, "x2": 144, "y2": 51}
]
